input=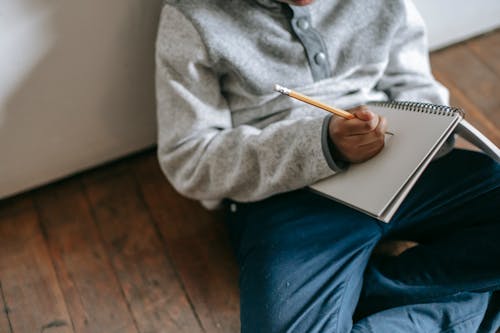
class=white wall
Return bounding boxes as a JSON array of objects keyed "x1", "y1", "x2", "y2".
[
  {"x1": 0, "y1": 0, "x2": 162, "y2": 199},
  {"x1": 414, "y1": 0, "x2": 500, "y2": 50},
  {"x1": 0, "y1": 1, "x2": 499, "y2": 200}
]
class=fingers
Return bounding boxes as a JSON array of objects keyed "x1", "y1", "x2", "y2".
[
  {"x1": 336, "y1": 106, "x2": 379, "y2": 136},
  {"x1": 328, "y1": 105, "x2": 388, "y2": 163},
  {"x1": 352, "y1": 106, "x2": 375, "y2": 121},
  {"x1": 358, "y1": 114, "x2": 387, "y2": 146}
]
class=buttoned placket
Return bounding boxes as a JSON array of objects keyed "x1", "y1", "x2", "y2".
[{"x1": 289, "y1": 6, "x2": 332, "y2": 81}]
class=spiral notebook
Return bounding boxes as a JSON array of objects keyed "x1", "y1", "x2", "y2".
[{"x1": 310, "y1": 101, "x2": 500, "y2": 223}]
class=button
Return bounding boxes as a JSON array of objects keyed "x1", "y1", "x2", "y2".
[
  {"x1": 297, "y1": 18, "x2": 310, "y2": 30},
  {"x1": 230, "y1": 203, "x2": 237, "y2": 213},
  {"x1": 314, "y1": 52, "x2": 327, "y2": 65}
]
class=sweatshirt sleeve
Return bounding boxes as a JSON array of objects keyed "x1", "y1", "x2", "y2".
[
  {"x1": 155, "y1": 6, "x2": 336, "y2": 205},
  {"x1": 375, "y1": 0, "x2": 449, "y2": 105}
]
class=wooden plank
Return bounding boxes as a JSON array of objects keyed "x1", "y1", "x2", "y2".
[
  {"x1": 432, "y1": 69, "x2": 500, "y2": 146},
  {"x1": 33, "y1": 180, "x2": 139, "y2": 333},
  {"x1": 132, "y1": 153, "x2": 240, "y2": 333},
  {"x1": 82, "y1": 160, "x2": 204, "y2": 333},
  {"x1": 0, "y1": 282, "x2": 12, "y2": 333},
  {"x1": 430, "y1": 42, "x2": 500, "y2": 128},
  {"x1": 0, "y1": 196, "x2": 73, "y2": 333},
  {"x1": 467, "y1": 29, "x2": 500, "y2": 77}
]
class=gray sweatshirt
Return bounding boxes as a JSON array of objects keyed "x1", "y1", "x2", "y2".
[{"x1": 155, "y1": 0, "x2": 449, "y2": 208}]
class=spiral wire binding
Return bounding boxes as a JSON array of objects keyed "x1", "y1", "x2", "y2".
[{"x1": 368, "y1": 101, "x2": 465, "y2": 118}]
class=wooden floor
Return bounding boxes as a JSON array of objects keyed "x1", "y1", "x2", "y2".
[{"x1": 1, "y1": 30, "x2": 499, "y2": 333}]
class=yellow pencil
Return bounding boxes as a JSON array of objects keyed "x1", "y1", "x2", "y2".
[
  {"x1": 274, "y1": 84, "x2": 394, "y2": 135},
  {"x1": 273, "y1": 84, "x2": 355, "y2": 119}
]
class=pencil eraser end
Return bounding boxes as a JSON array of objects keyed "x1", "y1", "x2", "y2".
[{"x1": 273, "y1": 84, "x2": 289, "y2": 95}]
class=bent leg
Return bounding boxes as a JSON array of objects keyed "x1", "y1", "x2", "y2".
[
  {"x1": 352, "y1": 292, "x2": 492, "y2": 333},
  {"x1": 357, "y1": 150, "x2": 500, "y2": 321},
  {"x1": 226, "y1": 190, "x2": 383, "y2": 333},
  {"x1": 389, "y1": 149, "x2": 499, "y2": 237}
]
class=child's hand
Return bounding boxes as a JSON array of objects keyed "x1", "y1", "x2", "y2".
[{"x1": 328, "y1": 105, "x2": 387, "y2": 163}]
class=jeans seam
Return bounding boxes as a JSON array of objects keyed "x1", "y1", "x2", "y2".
[
  {"x1": 335, "y1": 244, "x2": 378, "y2": 333},
  {"x1": 334, "y1": 272, "x2": 353, "y2": 333}
]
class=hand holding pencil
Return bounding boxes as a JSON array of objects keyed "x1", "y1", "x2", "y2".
[{"x1": 274, "y1": 84, "x2": 389, "y2": 163}]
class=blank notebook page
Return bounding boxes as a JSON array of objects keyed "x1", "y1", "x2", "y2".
[{"x1": 310, "y1": 103, "x2": 461, "y2": 219}]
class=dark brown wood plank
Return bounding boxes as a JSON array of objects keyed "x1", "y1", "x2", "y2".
[
  {"x1": 33, "y1": 180, "x2": 139, "y2": 333},
  {"x1": 467, "y1": 29, "x2": 500, "y2": 77},
  {"x1": 132, "y1": 153, "x2": 240, "y2": 333},
  {"x1": 432, "y1": 69, "x2": 500, "y2": 147},
  {"x1": 430, "y1": 41, "x2": 500, "y2": 131},
  {"x1": 0, "y1": 196, "x2": 73, "y2": 333},
  {"x1": 82, "y1": 160, "x2": 204, "y2": 333},
  {"x1": 0, "y1": 282, "x2": 12, "y2": 333}
]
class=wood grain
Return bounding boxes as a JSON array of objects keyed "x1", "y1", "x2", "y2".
[
  {"x1": 467, "y1": 30, "x2": 500, "y2": 77},
  {"x1": 430, "y1": 41, "x2": 500, "y2": 128},
  {"x1": 132, "y1": 154, "x2": 240, "y2": 333},
  {"x1": 33, "y1": 180, "x2": 139, "y2": 333},
  {"x1": 0, "y1": 282, "x2": 12, "y2": 333},
  {"x1": 82, "y1": 161, "x2": 204, "y2": 333},
  {"x1": 0, "y1": 196, "x2": 73, "y2": 333}
]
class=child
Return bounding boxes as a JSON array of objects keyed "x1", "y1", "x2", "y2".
[{"x1": 155, "y1": 0, "x2": 500, "y2": 331}]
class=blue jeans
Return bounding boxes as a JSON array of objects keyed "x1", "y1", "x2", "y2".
[{"x1": 225, "y1": 150, "x2": 500, "y2": 333}]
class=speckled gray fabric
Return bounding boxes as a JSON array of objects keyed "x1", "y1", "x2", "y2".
[{"x1": 155, "y1": 0, "x2": 448, "y2": 208}]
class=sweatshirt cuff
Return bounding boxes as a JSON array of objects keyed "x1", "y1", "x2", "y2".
[{"x1": 321, "y1": 115, "x2": 349, "y2": 172}]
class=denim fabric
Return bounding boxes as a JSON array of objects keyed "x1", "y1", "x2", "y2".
[{"x1": 226, "y1": 149, "x2": 500, "y2": 333}]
